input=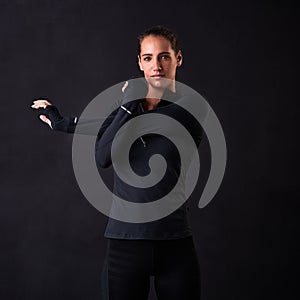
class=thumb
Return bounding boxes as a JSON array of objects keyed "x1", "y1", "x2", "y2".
[{"x1": 39, "y1": 114, "x2": 52, "y2": 128}]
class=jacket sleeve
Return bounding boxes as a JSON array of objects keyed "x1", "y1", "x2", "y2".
[
  {"x1": 43, "y1": 105, "x2": 78, "y2": 133},
  {"x1": 95, "y1": 100, "x2": 141, "y2": 168},
  {"x1": 43, "y1": 79, "x2": 147, "y2": 168},
  {"x1": 43, "y1": 103, "x2": 136, "y2": 169},
  {"x1": 95, "y1": 78, "x2": 147, "y2": 168},
  {"x1": 43, "y1": 102, "x2": 124, "y2": 135}
]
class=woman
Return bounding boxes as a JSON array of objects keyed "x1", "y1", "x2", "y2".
[{"x1": 31, "y1": 25, "x2": 202, "y2": 300}]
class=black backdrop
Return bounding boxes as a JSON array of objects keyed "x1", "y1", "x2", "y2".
[{"x1": 0, "y1": 0, "x2": 298, "y2": 299}]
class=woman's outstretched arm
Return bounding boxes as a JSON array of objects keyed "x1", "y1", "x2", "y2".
[{"x1": 31, "y1": 99, "x2": 121, "y2": 135}]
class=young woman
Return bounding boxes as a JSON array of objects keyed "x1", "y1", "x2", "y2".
[{"x1": 31, "y1": 25, "x2": 202, "y2": 300}]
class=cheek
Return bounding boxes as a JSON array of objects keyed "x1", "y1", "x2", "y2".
[
  {"x1": 170, "y1": 62, "x2": 178, "y2": 72},
  {"x1": 163, "y1": 64, "x2": 174, "y2": 74},
  {"x1": 164, "y1": 60, "x2": 175, "y2": 69},
  {"x1": 143, "y1": 65, "x2": 152, "y2": 74}
]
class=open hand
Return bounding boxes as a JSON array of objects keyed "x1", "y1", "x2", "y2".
[{"x1": 31, "y1": 99, "x2": 52, "y2": 128}]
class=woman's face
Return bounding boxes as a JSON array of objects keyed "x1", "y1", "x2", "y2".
[{"x1": 138, "y1": 35, "x2": 182, "y2": 89}]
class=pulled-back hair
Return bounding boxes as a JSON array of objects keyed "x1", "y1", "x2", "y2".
[{"x1": 138, "y1": 25, "x2": 180, "y2": 55}]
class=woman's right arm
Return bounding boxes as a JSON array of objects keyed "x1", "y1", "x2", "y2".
[
  {"x1": 31, "y1": 99, "x2": 79, "y2": 133},
  {"x1": 31, "y1": 99, "x2": 118, "y2": 135},
  {"x1": 30, "y1": 98, "x2": 139, "y2": 169}
]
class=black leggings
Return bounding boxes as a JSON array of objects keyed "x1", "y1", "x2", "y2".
[{"x1": 101, "y1": 236, "x2": 201, "y2": 300}]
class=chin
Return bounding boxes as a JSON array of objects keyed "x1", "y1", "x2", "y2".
[{"x1": 148, "y1": 77, "x2": 173, "y2": 90}]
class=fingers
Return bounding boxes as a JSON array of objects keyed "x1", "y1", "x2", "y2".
[
  {"x1": 31, "y1": 99, "x2": 52, "y2": 109},
  {"x1": 39, "y1": 114, "x2": 52, "y2": 128}
]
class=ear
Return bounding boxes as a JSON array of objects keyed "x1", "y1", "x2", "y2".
[
  {"x1": 176, "y1": 50, "x2": 183, "y2": 67},
  {"x1": 138, "y1": 55, "x2": 143, "y2": 71}
]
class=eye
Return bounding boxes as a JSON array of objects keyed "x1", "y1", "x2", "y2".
[
  {"x1": 143, "y1": 56, "x2": 151, "y2": 61},
  {"x1": 161, "y1": 55, "x2": 170, "y2": 60}
]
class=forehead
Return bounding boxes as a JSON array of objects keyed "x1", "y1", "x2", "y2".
[{"x1": 140, "y1": 35, "x2": 173, "y2": 54}]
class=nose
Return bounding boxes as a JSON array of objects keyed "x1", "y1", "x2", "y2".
[{"x1": 152, "y1": 57, "x2": 162, "y2": 71}]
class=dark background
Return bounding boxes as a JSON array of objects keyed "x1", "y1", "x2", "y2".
[{"x1": 0, "y1": 0, "x2": 298, "y2": 299}]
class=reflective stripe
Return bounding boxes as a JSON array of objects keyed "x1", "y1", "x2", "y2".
[{"x1": 120, "y1": 105, "x2": 132, "y2": 115}]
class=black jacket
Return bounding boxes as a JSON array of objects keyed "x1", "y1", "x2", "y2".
[{"x1": 44, "y1": 82, "x2": 205, "y2": 240}]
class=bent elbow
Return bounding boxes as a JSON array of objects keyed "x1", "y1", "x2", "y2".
[
  {"x1": 96, "y1": 158, "x2": 112, "y2": 169},
  {"x1": 95, "y1": 148, "x2": 112, "y2": 169}
]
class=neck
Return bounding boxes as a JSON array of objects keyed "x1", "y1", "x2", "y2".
[
  {"x1": 142, "y1": 98, "x2": 160, "y2": 111},
  {"x1": 142, "y1": 85, "x2": 160, "y2": 111},
  {"x1": 143, "y1": 80, "x2": 176, "y2": 111}
]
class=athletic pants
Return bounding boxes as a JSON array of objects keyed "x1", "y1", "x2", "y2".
[{"x1": 101, "y1": 236, "x2": 201, "y2": 299}]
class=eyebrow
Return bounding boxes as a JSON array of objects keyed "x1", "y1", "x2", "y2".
[{"x1": 141, "y1": 51, "x2": 171, "y2": 57}]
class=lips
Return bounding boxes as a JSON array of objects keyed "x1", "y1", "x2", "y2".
[{"x1": 151, "y1": 74, "x2": 164, "y2": 78}]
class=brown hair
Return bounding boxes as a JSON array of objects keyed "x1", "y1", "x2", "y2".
[{"x1": 138, "y1": 25, "x2": 180, "y2": 56}]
